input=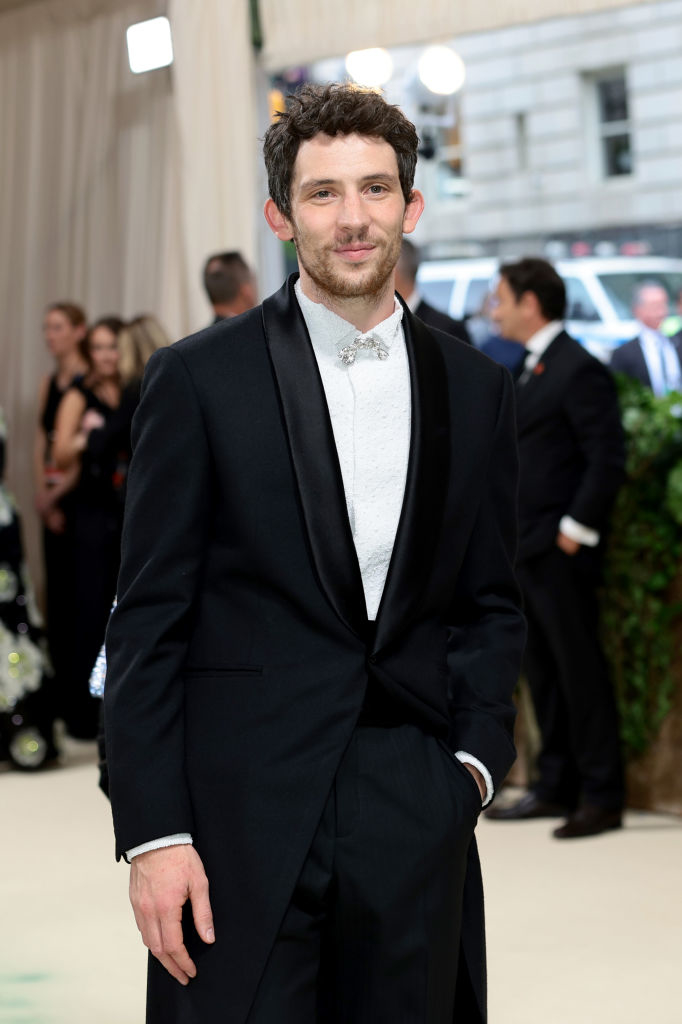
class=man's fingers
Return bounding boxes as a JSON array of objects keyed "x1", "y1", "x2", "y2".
[
  {"x1": 190, "y1": 875, "x2": 215, "y2": 944},
  {"x1": 159, "y1": 918, "x2": 197, "y2": 980},
  {"x1": 155, "y1": 952, "x2": 191, "y2": 986},
  {"x1": 132, "y1": 902, "x2": 197, "y2": 984}
]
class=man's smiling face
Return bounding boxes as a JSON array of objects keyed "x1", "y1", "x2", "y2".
[{"x1": 278, "y1": 132, "x2": 423, "y2": 302}]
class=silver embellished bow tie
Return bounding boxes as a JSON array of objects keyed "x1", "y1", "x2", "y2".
[{"x1": 338, "y1": 335, "x2": 389, "y2": 366}]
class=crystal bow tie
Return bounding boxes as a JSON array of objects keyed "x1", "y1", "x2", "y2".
[{"x1": 338, "y1": 335, "x2": 389, "y2": 366}]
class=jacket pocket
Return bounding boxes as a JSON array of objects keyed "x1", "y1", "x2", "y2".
[{"x1": 436, "y1": 739, "x2": 483, "y2": 812}]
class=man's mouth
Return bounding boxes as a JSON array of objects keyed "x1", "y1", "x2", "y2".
[{"x1": 335, "y1": 244, "x2": 376, "y2": 261}]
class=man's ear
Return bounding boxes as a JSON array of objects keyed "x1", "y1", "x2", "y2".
[
  {"x1": 402, "y1": 189, "x2": 425, "y2": 235},
  {"x1": 520, "y1": 290, "x2": 542, "y2": 320},
  {"x1": 264, "y1": 199, "x2": 294, "y2": 241}
]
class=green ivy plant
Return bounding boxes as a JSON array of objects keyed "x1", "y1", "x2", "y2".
[{"x1": 601, "y1": 375, "x2": 682, "y2": 758}]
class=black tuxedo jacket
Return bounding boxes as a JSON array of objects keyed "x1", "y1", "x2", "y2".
[
  {"x1": 515, "y1": 330, "x2": 625, "y2": 562},
  {"x1": 414, "y1": 297, "x2": 471, "y2": 344},
  {"x1": 610, "y1": 333, "x2": 682, "y2": 390},
  {"x1": 104, "y1": 275, "x2": 525, "y2": 1023}
]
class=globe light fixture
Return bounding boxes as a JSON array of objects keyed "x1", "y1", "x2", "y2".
[
  {"x1": 126, "y1": 16, "x2": 174, "y2": 74},
  {"x1": 418, "y1": 46, "x2": 466, "y2": 96},
  {"x1": 345, "y1": 48, "x2": 393, "y2": 89}
]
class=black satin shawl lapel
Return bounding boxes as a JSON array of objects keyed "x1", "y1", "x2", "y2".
[
  {"x1": 261, "y1": 276, "x2": 368, "y2": 639},
  {"x1": 373, "y1": 308, "x2": 450, "y2": 654}
]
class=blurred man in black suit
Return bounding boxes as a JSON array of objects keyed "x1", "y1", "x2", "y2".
[
  {"x1": 202, "y1": 250, "x2": 257, "y2": 323},
  {"x1": 395, "y1": 239, "x2": 471, "y2": 343},
  {"x1": 486, "y1": 258, "x2": 625, "y2": 839},
  {"x1": 610, "y1": 281, "x2": 682, "y2": 395}
]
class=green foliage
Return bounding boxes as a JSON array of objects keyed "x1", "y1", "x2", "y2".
[{"x1": 602, "y1": 375, "x2": 682, "y2": 757}]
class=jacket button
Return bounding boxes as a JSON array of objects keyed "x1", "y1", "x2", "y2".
[{"x1": 368, "y1": 655, "x2": 377, "y2": 664}]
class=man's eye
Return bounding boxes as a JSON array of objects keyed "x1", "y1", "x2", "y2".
[
  {"x1": 314, "y1": 190, "x2": 332, "y2": 199},
  {"x1": 368, "y1": 185, "x2": 385, "y2": 194}
]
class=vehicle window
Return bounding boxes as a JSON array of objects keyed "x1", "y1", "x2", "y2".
[
  {"x1": 596, "y1": 273, "x2": 682, "y2": 319},
  {"x1": 564, "y1": 278, "x2": 600, "y2": 322},
  {"x1": 418, "y1": 279, "x2": 454, "y2": 313},
  {"x1": 463, "y1": 278, "x2": 491, "y2": 317}
]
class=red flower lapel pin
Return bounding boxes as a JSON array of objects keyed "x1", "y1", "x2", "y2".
[{"x1": 533, "y1": 362, "x2": 546, "y2": 376}]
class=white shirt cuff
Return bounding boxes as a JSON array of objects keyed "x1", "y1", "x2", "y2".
[
  {"x1": 455, "y1": 751, "x2": 494, "y2": 807},
  {"x1": 559, "y1": 515, "x2": 600, "y2": 548},
  {"x1": 126, "y1": 833, "x2": 193, "y2": 860}
]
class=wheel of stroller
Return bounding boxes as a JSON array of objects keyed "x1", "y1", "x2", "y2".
[{"x1": 8, "y1": 726, "x2": 49, "y2": 770}]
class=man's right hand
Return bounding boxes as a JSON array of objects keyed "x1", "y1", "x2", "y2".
[{"x1": 129, "y1": 844, "x2": 215, "y2": 985}]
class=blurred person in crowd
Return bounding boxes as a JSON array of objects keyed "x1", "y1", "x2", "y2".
[
  {"x1": 117, "y1": 314, "x2": 173, "y2": 384},
  {"x1": 480, "y1": 331, "x2": 525, "y2": 372},
  {"x1": 104, "y1": 82, "x2": 524, "y2": 1024},
  {"x1": 485, "y1": 258, "x2": 625, "y2": 839},
  {"x1": 1, "y1": 406, "x2": 57, "y2": 768},
  {"x1": 662, "y1": 285, "x2": 682, "y2": 338},
  {"x1": 394, "y1": 237, "x2": 471, "y2": 342},
  {"x1": 610, "y1": 282, "x2": 682, "y2": 395},
  {"x1": 202, "y1": 250, "x2": 257, "y2": 323},
  {"x1": 87, "y1": 313, "x2": 172, "y2": 791},
  {"x1": 33, "y1": 301, "x2": 88, "y2": 742},
  {"x1": 476, "y1": 293, "x2": 525, "y2": 371},
  {"x1": 52, "y1": 316, "x2": 129, "y2": 739}
]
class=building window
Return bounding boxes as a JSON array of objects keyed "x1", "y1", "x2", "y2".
[{"x1": 588, "y1": 70, "x2": 633, "y2": 178}]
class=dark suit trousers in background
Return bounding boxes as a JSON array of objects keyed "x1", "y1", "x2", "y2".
[
  {"x1": 517, "y1": 547, "x2": 624, "y2": 811},
  {"x1": 149, "y1": 725, "x2": 480, "y2": 1024}
]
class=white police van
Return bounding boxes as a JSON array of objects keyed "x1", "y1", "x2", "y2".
[{"x1": 417, "y1": 256, "x2": 682, "y2": 361}]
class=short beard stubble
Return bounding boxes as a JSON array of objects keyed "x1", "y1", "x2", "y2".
[{"x1": 292, "y1": 224, "x2": 403, "y2": 305}]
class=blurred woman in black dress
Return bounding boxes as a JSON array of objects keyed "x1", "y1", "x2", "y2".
[
  {"x1": 34, "y1": 302, "x2": 88, "y2": 739},
  {"x1": 52, "y1": 316, "x2": 134, "y2": 739}
]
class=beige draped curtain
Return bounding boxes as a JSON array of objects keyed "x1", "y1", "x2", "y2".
[
  {"x1": 0, "y1": 0, "x2": 184, "y2": 590},
  {"x1": 0, "y1": 0, "x2": 259, "y2": 591},
  {"x1": 167, "y1": 0, "x2": 258, "y2": 331}
]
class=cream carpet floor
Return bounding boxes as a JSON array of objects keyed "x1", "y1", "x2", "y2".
[{"x1": 2, "y1": 745, "x2": 681, "y2": 1023}]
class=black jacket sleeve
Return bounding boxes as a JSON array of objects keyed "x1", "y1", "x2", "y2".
[
  {"x1": 104, "y1": 348, "x2": 211, "y2": 859},
  {"x1": 446, "y1": 368, "x2": 526, "y2": 789}
]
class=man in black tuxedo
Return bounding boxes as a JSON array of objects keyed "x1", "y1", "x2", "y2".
[
  {"x1": 609, "y1": 281, "x2": 682, "y2": 395},
  {"x1": 104, "y1": 84, "x2": 525, "y2": 1023},
  {"x1": 202, "y1": 250, "x2": 258, "y2": 323},
  {"x1": 395, "y1": 238, "x2": 471, "y2": 343},
  {"x1": 486, "y1": 258, "x2": 625, "y2": 839}
]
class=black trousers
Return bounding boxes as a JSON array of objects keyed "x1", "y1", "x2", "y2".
[
  {"x1": 65, "y1": 503, "x2": 121, "y2": 739},
  {"x1": 517, "y1": 546, "x2": 624, "y2": 810},
  {"x1": 245, "y1": 724, "x2": 480, "y2": 1024}
]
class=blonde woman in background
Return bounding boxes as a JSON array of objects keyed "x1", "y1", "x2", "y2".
[
  {"x1": 87, "y1": 313, "x2": 172, "y2": 792},
  {"x1": 51, "y1": 313, "x2": 172, "y2": 738},
  {"x1": 52, "y1": 316, "x2": 126, "y2": 738},
  {"x1": 117, "y1": 314, "x2": 172, "y2": 384}
]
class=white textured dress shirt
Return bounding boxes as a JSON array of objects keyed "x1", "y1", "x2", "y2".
[
  {"x1": 127, "y1": 285, "x2": 493, "y2": 858},
  {"x1": 295, "y1": 280, "x2": 410, "y2": 620}
]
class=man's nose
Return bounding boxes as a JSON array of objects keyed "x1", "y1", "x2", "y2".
[{"x1": 337, "y1": 193, "x2": 370, "y2": 231}]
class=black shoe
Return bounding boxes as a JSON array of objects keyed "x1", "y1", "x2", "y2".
[
  {"x1": 553, "y1": 806, "x2": 622, "y2": 839},
  {"x1": 485, "y1": 792, "x2": 570, "y2": 821}
]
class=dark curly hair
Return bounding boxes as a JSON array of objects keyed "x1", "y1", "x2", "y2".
[{"x1": 263, "y1": 83, "x2": 419, "y2": 218}]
